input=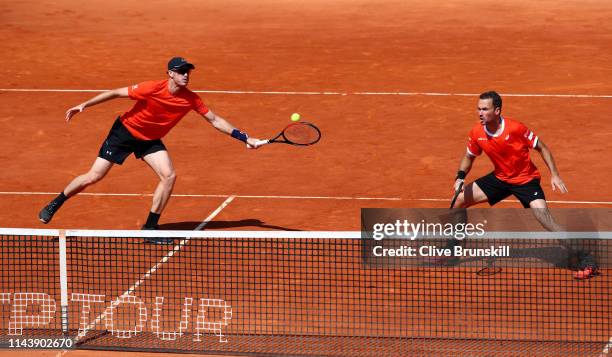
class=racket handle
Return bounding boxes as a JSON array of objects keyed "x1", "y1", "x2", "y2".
[
  {"x1": 247, "y1": 139, "x2": 270, "y2": 149},
  {"x1": 450, "y1": 181, "x2": 464, "y2": 209},
  {"x1": 254, "y1": 139, "x2": 270, "y2": 147}
]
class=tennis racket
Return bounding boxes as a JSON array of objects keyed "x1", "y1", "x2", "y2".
[
  {"x1": 476, "y1": 259, "x2": 503, "y2": 276},
  {"x1": 449, "y1": 181, "x2": 464, "y2": 209},
  {"x1": 255, "y1": 122, "x2": 321, "y2": 147}
]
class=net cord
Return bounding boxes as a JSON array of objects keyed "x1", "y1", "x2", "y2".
[{"x1": 59, "y1": 229, "x2": 69, "y2": 334}]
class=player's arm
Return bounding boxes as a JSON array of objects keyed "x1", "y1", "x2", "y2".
[
  {"x1": 534, "y1": 139, "x2": 568, "y2": 193},
  {"x1": 66, "y1": 87, "x2": 129, "y2": 122},
  {"x1": 454, "y1": 153, "x2": 476, "y2": 192},
  {"x1": 201, "y1": 110, "x2": 261, "y2": 148}
]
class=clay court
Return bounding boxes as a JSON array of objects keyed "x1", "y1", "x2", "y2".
[{"x1": 1, "y1": 0, "x2": 611, "y2": 356}]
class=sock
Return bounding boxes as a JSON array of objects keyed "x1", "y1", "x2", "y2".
[
  {"x1": 54, "y1": 192, "x2": 68, "y2": 205},
  {"x1": 145, "y1": 212, "x2": 161, "y2": 228}
]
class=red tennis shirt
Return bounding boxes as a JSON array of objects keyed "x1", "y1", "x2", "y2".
[
  {"x1": 466, "y1": 117, "x2": 541, "y2": 185},
  {"x1": 120, "y1": 80, "x2": 209, "y2": 140}
]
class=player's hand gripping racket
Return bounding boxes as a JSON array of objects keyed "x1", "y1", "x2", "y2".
[
  {"x1": 255, "y1": 122, "x2": 321, "y2": 147},
  {"x1": 449, "y1": 181, "x2": 464, "y2": 209}
]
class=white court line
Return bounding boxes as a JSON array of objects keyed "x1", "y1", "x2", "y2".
[
  {"x1": 3, "y1": 191, "x2": 611, "y2": 204},
  {"x1": 0, "y1": 191, "x2": 401, "y2": 201},
  {"x1": 4, "y1": 228, "x2": 612, "y2": 240},
  {"x1": 66, "y1": 195, "x2": 236, "y2": 350},
  {"x1": 411, "y1": 198, "x2": 612, "y2": 205},
  {"x1": 231, "y1": 194, "x2": 401, "y2": 201},
  {"x1": 0, "y1": 88, "x2": 611, "y2": 98}
]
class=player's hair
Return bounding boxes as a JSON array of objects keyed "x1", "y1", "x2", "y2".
[{"x1": 479, "y1": 91, "x2": 502, "y2": 111}]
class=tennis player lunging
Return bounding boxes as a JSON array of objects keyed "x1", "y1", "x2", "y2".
[
  {"x1": 452, "y1": 91, "x2": 597, "y2": 279},
  {"x1": 39, "y1": 57, "x2": 261, "y2": 235}
]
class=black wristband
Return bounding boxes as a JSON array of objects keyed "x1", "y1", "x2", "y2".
[
  {"x1": 231, "y1": 129, "x2": 249, "y2": 143},
  {"x1": 456, "y1": 170, "x2": 467, "y2": 180}
]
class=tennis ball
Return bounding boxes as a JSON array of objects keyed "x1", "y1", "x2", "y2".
[{"x1": 291, "y1": 113, "x2": 301, "y2": 122}]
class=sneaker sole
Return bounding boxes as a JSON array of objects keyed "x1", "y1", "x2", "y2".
[{"x1": 38, "y1": 213, "x2": 51, "y2": 224}]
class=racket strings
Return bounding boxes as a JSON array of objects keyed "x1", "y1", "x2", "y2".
[{"x1": 283, "y1": 123, "x2": 320, "y2": 145}]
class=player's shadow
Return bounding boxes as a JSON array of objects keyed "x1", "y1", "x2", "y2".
[{"x1": 158, "y1": 219, "x2": 301, "y2": 231}]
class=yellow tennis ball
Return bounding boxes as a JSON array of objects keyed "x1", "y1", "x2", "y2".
[{"x1": 291, "y1": 113, "x2": 301, "y2": 122}]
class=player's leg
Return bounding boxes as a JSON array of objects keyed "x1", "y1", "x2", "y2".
[
  {"x1": 141, "y1": 149, "x2": 176, "y2": 229},
  {"x1": 38, "y1": 118, "x2": 133, "y2": 224},
  {"x1": 453, "y1": 181, "x2": 489, "y2": 208},
  {"x1": 39, "y1": 158, "x2": 114, "y2": 223},
  {"x1": 455, "y1": 173, "x2": 510, "y2": 208},
  {"x1": 529, "y1": 198, "x2": 598, "y2": 279},
  {"x1": 437, "y1": 179, "x2": 490, "y2": 265},
  {"x1": 64, "y1": 158, "x2": 115, "y2": 197},
  {"x1": 512, "y1": 180, "x2": 562, "y2": 231},
  {"x1": 528, "y1": 199, "x2": 563, "y2": 232},
  {"x1": 438, "y1": 173, "x2": 511, "y2": 265},
  {"x1": 516, "y1": 181, "x2": 598, "y2": 279}
]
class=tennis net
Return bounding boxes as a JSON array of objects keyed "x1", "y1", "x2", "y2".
[{"x1": 0, "y1": 228, "x2": 610, "y2": 356}]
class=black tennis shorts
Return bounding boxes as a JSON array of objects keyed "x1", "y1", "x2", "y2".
[
  {"x1": 475, "y1": 172, "x2": 546, "y2": 208},
  {"x1": 98, "y1": 118, "x2": 166, "y2": 165}
]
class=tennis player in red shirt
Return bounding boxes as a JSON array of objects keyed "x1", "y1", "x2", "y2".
[
  {"x1": 39, "y1": 57, "x2": 262, "y2": 240},
  {"x1": 452, "y1": 91, "x2": 597, "y2": 279}
]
